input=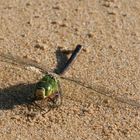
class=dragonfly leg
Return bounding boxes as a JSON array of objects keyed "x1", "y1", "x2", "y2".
[{"x1": 47, "y1": 92, "x2": 62, "y2": 108}]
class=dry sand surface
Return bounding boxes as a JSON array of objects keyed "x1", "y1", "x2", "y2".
[{"x1": 0, "y1": 0, "x2": 140, "y2": 140}]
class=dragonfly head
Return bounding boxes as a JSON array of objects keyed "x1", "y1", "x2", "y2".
[
  {"x1": 35, "y1": 85, "x2": 53, "y2": 100},
  {"x1": 35, "y1": 74, "x2": 59, "y2": 100},
  {"x1": 35, "y1": 87, "x2": 46, "y2": 99}
]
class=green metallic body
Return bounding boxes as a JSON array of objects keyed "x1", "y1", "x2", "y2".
[{"x1": 35, "y1": 74, "x2": 59, "y2": 99}]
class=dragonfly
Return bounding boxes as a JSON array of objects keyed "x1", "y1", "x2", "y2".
[{"x1": 0, "y1": 45, "x2": 140, "y2": 114}]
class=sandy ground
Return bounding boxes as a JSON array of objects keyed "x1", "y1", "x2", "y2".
[{"x1": 0, "y1": 0, "x2": 140, "y2": 139}]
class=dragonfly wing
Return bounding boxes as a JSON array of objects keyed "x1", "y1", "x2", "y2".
[
  {"x1": 60, "y1": 76, "x2": 140, "y2": 108},
  {"x1": 1, "y1": 53, "x2": 139, "y2": 108},
  {"x1": 0, "y1": 53, "x2": 50, "y2": 73}
]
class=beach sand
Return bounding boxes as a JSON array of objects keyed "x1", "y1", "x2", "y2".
[{"x1": 0, "y1": 0, "x2": 140, "y2": 139}]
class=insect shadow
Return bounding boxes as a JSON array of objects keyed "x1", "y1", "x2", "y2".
[
  {"x1": 54, "y1": 47, "x2": 72, "y2": 74},
  {"x1": 0, "y1": 47, "x2": 70, "y2": 110},
  {"x1": 0, "y1": 83, "x2": 36, "y2": 110}
]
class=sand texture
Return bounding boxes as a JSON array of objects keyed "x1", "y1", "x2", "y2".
[{"x1": 0, "y1": 0, "x2": 140, "y2": 140}]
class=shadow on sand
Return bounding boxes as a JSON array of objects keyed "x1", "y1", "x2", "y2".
[
  {"x1": 54, "y1": 47, "x2": 69, "y2": 74},
  {"x1": 0, "y1": 83, "x2": 36, "y2": 110},
  {"x1": 0, "y1": 47, "x2": 69, "y2": 110}
]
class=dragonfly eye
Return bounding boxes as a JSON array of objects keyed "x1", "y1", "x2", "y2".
[
  {"x1": 35, "y1": 87, "x2": 46, "y2": 99},
  {"x1": 45, "y1": 85, "x2": 52, "y2": 96}
]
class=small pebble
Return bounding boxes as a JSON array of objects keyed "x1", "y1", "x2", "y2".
[
  {"x1": 51, "y1": 21, "x2": 57, "y2": 24},
  {"x1": 82, "y1": 46, "x2": 89, "y2": 53},
  {"x1": 103, "y1": 99, "x2": 110, "y2": 104},
  {"x1": 122, "y1": 13, "x2": 127, "y2": 17},
  {"x1": 109, "y1": 45, "x2": 113, "y2": 49},
  {"x1": 27, "y1": 21, "x2": 31, "y2": 25},
  {"x1": 26, "y1": 3, "x2": 31, "y2": 6},
  {"x1": 10, "y1": 115, "x2": 21, "y2": 120},
  {"x1": 108, "y1": 10, "x2": 116, "y2": 15},
  {"x1": 103, "y1": 2, "x2": 110, "y2": 7},
  {"x1": 52, "y1": 6, "x2": 60, "y2": 10},
  {"x1": 87, "y1": 33, "x2": 93, "y2": 38},
  {"x1": 59, "y1": 23, "x2": 67, "y2": 27},
  {"x1": 34, "y1": 43, "x2": 47, "y2": 50},
  {"x1": 34, "y1": 15, "x2": 40, "y2": 18},
  {"x1": 21, "y1": 34, "x2": 26, "y2": 37}
]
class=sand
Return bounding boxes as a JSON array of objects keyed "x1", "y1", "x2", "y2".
[{"x1": 0, "y1": 0, "x2": 140, "y2": 139}]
